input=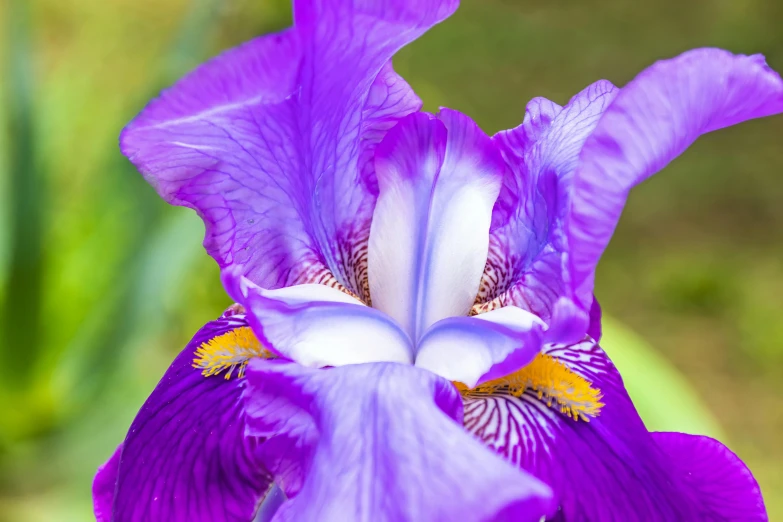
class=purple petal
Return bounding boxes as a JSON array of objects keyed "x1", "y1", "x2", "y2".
[
  {"x1": 489, "y1": 94, "x2": 562, "y2": 230},
  {"x1": 415, "y1": 306, "x2": 544, "y2": 387},
  {"x1": 93, "y1": 445, "x2": 121, "y2": 522},
  {"x1": 653, "y1": 432, "x2": 766, "y2": 520},
  {"x1": 121, "y1": 0, "x2": 457, "y2": 296},
  {"x1": 586, "y1": 294, "x2": 602, "y2": 341},
  {"x1": 243, "y1": 362, "x2": 318, "y2": 500},
  {"x1": 564, "y1": 49, "x2": 783, "y2": 329},
  {"x1": 462, "y1": 338, "x2": 765, "y2": 520},
  {"x1": 97, "y1": 313, "x2": 272, "y2": 522},
  {"x1": 358, "y1": 60, "x2": 424, "y2": 197},
  {"x1": 244, "y1": 360, "x2": 556, "y2": 522},
  {"x1": 474, "y1": 80, "x2": 617, "y2": 327},
  {"x1": 231, "y1": 274, "x2": 414, "y2": 367},
  {"x1": 369, "y1": 109, "x2": 505, "y2": 341}
]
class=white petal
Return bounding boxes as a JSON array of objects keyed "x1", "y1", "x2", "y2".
[
  {"x1": 415, "y1": 306, "x2": 545, "y2": 387},
  {"x1": 368, "y1": 109, "x2": 505, "y2": 342},
  {"x1": 231, "y1": 276, "x2": 414, "y2": 367}
]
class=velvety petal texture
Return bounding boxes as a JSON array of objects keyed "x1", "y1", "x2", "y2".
[
  {"x1": 369, "y1": 109, "x2": 505, "y2": 341},
  {"x1": 95, "y1": 314, "x2": 271, "y2": 522},
  {"x1": 244, "y1": 360, "x2": 556, "y2": 522},
  {"x1": 121, "y1": 0, "x2": 457, "y2": 296},
  {"x1": 562, "y1": 49, "x2": 783, "y2": 335},
  {"x1": 462, "y1": 339, "x2": 767, "y2": 520}
]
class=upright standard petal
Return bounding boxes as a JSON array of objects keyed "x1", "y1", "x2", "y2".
[
  {"x1": 369, "y1": 110, "x2": 505, "y2": 341},
  {"x1": 121, "y1": 0, "x2": 457, "y2": 296},
  {"x1": 564, "y1": 49, "x2": 783, "y2": 328},
  {"x1": 244, "y1": 360, "x2": 555, "y2": 522},
  {"x1": 97, "y1": 313, "x2": 272, "y2": 522},
  {"x1": 415, "y1": 306, "x2": 544, "y2": 387},
  {"x1": 473, "y1": 81, "x2": 617, "y2": 331},
  {"x1": 230, "y1": 274, "x2": 414, "y2": 367},
  {"x1": 461, "y1": 338, "x2": 767, "y2": 520}
]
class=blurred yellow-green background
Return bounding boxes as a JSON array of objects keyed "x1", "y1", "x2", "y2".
[{"x1": 1, "y1": 0, "x2": 782, "y2": 520}]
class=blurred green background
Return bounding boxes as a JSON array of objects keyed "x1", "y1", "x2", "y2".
[{"x1": 1, "y1": 0, "x2": 781, "y2": 519}]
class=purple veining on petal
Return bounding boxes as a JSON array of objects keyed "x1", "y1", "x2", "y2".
[
  {"x1": 347, "y1": 61, "x2": 425, "y2": 300},
  {"x1": 359, "y1": 61, "x2": 423, "y2": 194},
  {"x1": 473, "y1": 80, "x2": 618, "y2": 328},
  {"x1": 462, "y1": 338, "x2": 767, "y2": 520},
  {"x1": 244, "y1": 359, "x2": 556, "y2": 522},
  {"x1": 122, "y1": 0, "x2": 458, "y2": 299},
  {"x1": 96, "y1": 314, "x2": 272, "y2": 522}
]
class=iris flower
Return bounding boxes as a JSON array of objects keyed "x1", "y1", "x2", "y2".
[{"x1": 93, "y1": 0, "x2": 783, "y2": 520}]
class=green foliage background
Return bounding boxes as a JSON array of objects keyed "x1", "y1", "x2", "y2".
[{"x1": 0, "y1": 0, "x2": 781, "y2": 519}]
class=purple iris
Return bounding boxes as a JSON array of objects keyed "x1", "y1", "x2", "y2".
[{"x1": 93, "y1": 0, "x2": 783, "y2": 521}]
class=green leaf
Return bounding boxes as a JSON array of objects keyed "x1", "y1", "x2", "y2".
[{"x1": 1, "y1": 0, "x2": 43, "y2": 389}]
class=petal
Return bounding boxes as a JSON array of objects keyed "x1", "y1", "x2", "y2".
[
  {"x1": 92, "y1": 445, "x2": 121, "y2": 522},
  {"x1": 359, "y1": 62, "x2": 424, "y2": 185},
  {"x1": 244, "y1": 360, "x2": 556, "y2": 522},
  {"x1": 489, "y1": 95, "x2": 563, "y2": 230},
  {"x1": 415, "y1": 306, "x2": 545, "y2": 387},
  {"x1": 462, "y1": 338, "x2": 763, "y2": 520},
  {"x1": 121, "y1": 0, "x2": 456, "y2": 296},
  {"x1": 230, "y1": 274, "x2": 414, "y2": 367},
  {"x1": 243, "y1": 364, "x2": 318, "y2": 500},
  {"x1": 564, "y1": 49, "x2": 783, "y2": 328},
  {"x1": 586, "y1": 294, "x2": 602, "y2": 341},
  {"x1": 369, "y1": 109, "x2": 505, "y2": 341},
  {"x1": 474, "y1": 80, "x2": 618, "y2": 328},
  {"x1": 653, "y1": 432, "x2": 766, "y2": 520},
  {"x1": 99, "y1": 313, "x2": 272, "y2": 522}
]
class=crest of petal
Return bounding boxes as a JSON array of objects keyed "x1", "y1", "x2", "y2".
[
  {"x1": 461, "y1": 339, "x2": 767, "y2": 520},
  {"x1": 121, "y1": 0, "x2": 457, "y2": 296},
  {"x1": 93, "y1": 314, "x2": 272, "y2": 522},
  {"x1": 228, "y1": 273, "x2": 414, "y2": 368},
  {"x1": 415, "y1": 306, "x2": 545, "y2": 387},
  {"x1": 473, "y1": 81, "x2": 617, "y2": 334},
  {"x1": 369, "y1": 109, "x2": 505, "y2": 341},
  {"x1": 244, "y1": 359, "x2": 556, "y2": 522},
  {"x1": 563, "y1": 48, "x2": 783, "y2": 333}
]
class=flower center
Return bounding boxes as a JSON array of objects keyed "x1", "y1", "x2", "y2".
[
  {"x1": 454, "y1": 353, "x2": 604, "y2": 421},
  {"x1": 195, "y1": 329, "x2": 602, "y2": 422},
  {"x1": 193, "y1": 327, "x2": 275, "y2": 379}
]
